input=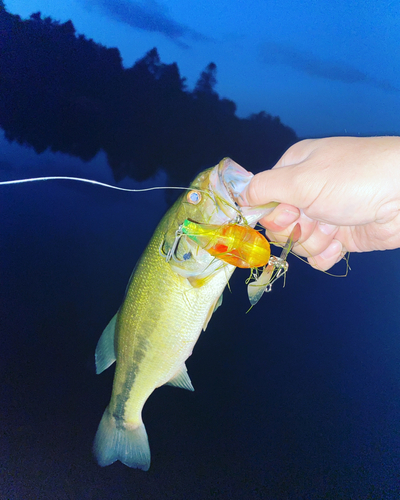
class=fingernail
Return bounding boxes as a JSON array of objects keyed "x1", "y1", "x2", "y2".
[
  {"x1": 274, "y1": 209, "x2": 299, "y2": 227},
  {"x1": 318, "y1": 222, "x2": 337, "y2": 235},
  {"x1": 319, "y1": 240, "x2": 342, "y2": 259}
]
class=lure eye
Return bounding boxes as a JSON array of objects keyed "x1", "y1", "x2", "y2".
[{"x1": 187, "y1": 190, "x2": 201, "y2": 204}]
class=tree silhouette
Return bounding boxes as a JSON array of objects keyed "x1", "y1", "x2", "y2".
[
  {"x1": 0, "y1": 7, "x2": 298, "y2": 186},
  {"x1": 194, "y1": 62, "x2": 218, "y2": 95}
]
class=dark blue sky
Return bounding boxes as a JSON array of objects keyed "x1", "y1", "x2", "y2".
[{"x1": 6, "y1": 0, "x2": 400, "y2": 137}]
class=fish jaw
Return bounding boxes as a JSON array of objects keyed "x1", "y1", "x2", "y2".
[
  {"x1": 212, "y1": 157, "x2": 253, "y2": 205},
  {"x1": 208, "y1": 157, "x2": 253, "y2": 221},
  {"x1": 209, "y1": 157, "x2": 278, "y2": 226}
]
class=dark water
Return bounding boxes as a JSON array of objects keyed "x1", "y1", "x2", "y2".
[{"x1": 1, "y1": 142, "x2": 400, "y2": 499}]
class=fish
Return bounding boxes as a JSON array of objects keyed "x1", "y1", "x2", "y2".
[{"x1": 93, "y1": 158, "x2": 277, "y2": 470}]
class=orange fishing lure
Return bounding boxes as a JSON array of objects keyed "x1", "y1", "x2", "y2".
[{"x1": 182, "y1": 219, "x2": 270, "y2": 268}]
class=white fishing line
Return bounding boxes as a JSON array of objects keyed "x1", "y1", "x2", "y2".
[{"x1": 0, "y1": 176, "x2": 189, "y2": 193}]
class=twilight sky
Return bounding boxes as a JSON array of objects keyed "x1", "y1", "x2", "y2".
[{"x1": 5, "y1": 0, "x2": 400, "y2": 138}]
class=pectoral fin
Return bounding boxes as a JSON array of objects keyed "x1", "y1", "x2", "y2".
[
  {"x1": 187, "y1": 274, "x2": 214, "y2": 288},
  {"x1": 166, "y1": 364, "x2": 194, "y2": 391},
  {"x1": 95, "y1": 312, "x2": 117, "y2": 374}
]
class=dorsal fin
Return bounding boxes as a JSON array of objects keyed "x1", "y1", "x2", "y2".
[{"x1": 95, "y1": 313, "x2": 117, "y2": 374}]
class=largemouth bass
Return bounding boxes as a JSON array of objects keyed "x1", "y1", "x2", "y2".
[{"x1": 93, "y1": 158, "x2": 275, "y2": 470}]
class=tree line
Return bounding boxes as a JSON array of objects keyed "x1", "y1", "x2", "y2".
[{"x1": 0, "y1": 6, "x2": 298, "y2": 186}]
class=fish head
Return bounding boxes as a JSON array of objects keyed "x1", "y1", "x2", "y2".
[
  {"x1": 161, "y1": 158, "x2": 277, "y2": 279},
  {"x1": 163, "y1": 158, "x2": 252, "y2": 242},
  {"x1": 179, "y1": 157, "x2": 276, "y2": 225}
]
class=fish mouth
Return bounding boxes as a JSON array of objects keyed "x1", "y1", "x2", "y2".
[
  {"x1": 209, "y1": 158, "x2": 277, "y2": 226},
  {"x1": 217, "y1": 157, "x2": 253, "y2": 206},
  {"x1": 209, "y1": 158, "x2": 253, "y2": 220}
]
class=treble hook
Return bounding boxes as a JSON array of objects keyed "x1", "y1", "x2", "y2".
[
  {"x1": 159, "y1": 225, "x2": 184, "y2": 262},
  {"x1": 247, "y1": 223, "x2": 301, "y2": 306}
]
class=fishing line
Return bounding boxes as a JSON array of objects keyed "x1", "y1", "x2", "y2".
[
  {"x1": 0, "y1": 176, "x2": 191, "y2": 193},
  {"x1": 2, "y1": 176, "x2": 348, "y2": 275},
  {"x1": 0, "y1": 176, "x2": 238, "y2": 217}
]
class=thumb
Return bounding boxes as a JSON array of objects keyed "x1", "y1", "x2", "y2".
[
  {"x1": 244, "y1": 165, "x2": 301, "y2": 207},
  {"x1": 243, "y1": 138, "x2": 319, "y2": 207}
]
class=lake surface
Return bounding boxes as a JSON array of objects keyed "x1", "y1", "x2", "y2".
[{"x1": 1, "y1": 137, "x2": 400, "y2": 498}]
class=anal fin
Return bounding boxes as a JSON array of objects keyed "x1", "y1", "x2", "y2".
[{"x1": 165, "y1": 364, "x2": 194, "y2": 391}]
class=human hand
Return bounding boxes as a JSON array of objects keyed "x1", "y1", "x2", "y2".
[{"x1": 242, "y1": 136, "x2": 400, "y2": 271}]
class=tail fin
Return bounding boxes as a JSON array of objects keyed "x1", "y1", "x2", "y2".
[{"x1": 93, "y1": 407, "x2": 150, "y2": 470}]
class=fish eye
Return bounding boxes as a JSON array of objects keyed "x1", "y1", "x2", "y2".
[{"x1": 187, "y1": 190, "x2": 201, "y2": 204}]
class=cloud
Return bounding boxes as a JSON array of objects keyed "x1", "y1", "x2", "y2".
[
  {"x1": 83, "y1": 0, "x2": 211, "y2": 48},
  {"x1": 260, "y1": 42, "x2": 398, "y2": 92}
]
